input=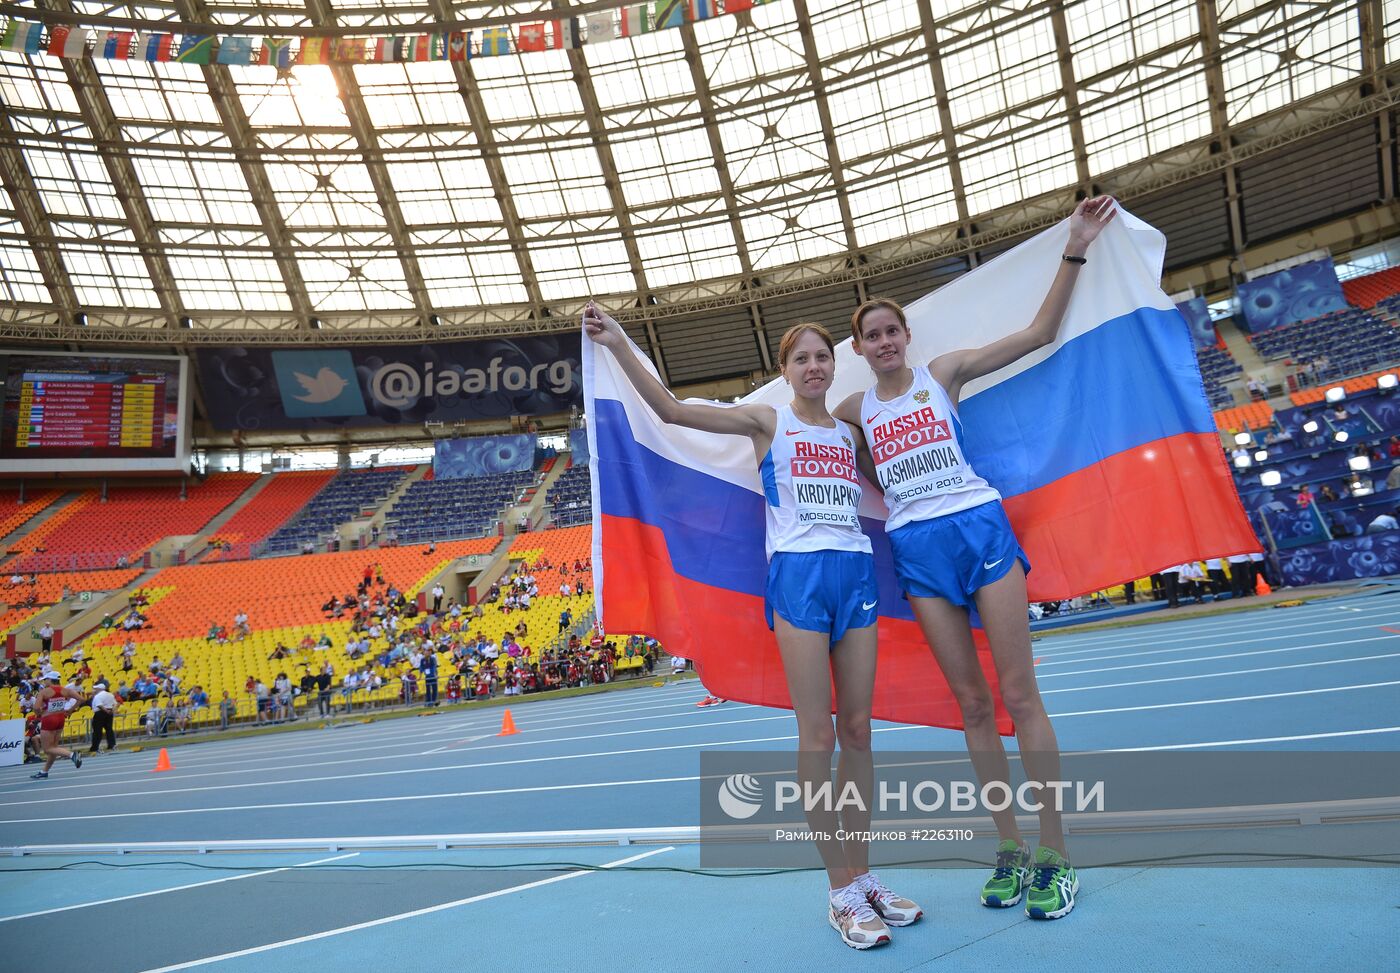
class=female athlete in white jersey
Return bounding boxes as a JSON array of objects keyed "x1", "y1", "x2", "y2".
[
  {"x1": 585, "y1": 303, "x2": 919, "y2": 949},
  {"x1": 834, "y1": 196, "x2": 1116, "y2": 921}
]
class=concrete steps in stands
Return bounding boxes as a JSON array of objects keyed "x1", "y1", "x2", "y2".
[
  {"x1": 181, "y1": 474, "x2": 276, "y2": 563},
  {"x1": 348, "y1": 464, "x2": 430, "y2": 548}
]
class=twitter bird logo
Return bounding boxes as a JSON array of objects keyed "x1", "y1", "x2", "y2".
[
  {"x1": 271, "y1": 350, "x2": 366, "y2": 419},
  {"x1": 292, "y1": 367, "x2": 349, "y2": 404}
]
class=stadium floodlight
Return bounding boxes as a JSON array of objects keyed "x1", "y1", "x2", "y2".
[
  {"x1": 1254, "y1": 450, "x2": 1269, "y2": 462},
  {"x1": 309, "y1": 317, "x2": 322, "y2": 330},
  {"x1": 1349, "y1": 455, "x2": 1372, "y2": 472},
  {"x1": 1302, "y1": 420, "x2": 1319, "y2": 433},
  {"x1": 1260, "y1": 470, "x2": 1283, "y2": 487},
  {"x1": 1379, "y1": 374, "x2": 1398, "y2": 390},
  {"x1": 429, "y1": 314, "x2": 444, "y2": 327},
  {"x1": 1324, "y1": 386, "x2": 1346, "y2": 403},
  {"x1": 1335, "y1": 431, "x2": 1349, "y2": 443},
  {"x1": 1233, "y1": 432, "x2": 1252, "y2": 445},
  {"x1": 179, "y1": 315, "x2": 193, "y2": 329},
  {"x1": 73, "y1": 311, "x2": 87, "y2": 326}
]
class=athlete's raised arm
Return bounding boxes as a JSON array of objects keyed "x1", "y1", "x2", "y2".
[
  {"x1": 584, "y1": 301, "x2": 774, "y2": 442},
  {"x1": 930, "y1": 196, "x2": 1116, "y2": 402}
]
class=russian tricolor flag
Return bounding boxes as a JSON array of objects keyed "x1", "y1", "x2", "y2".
[{"x1": 583, "y1": 208, "x2": 1256, "y2": 731}]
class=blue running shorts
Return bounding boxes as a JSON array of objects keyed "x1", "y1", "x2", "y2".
[
  {"x1": 764, "y1": 549, "x2": 879, "y2": 647},
  {"x1": 887, "y1": 500, "x2": 1030, "y2": 607}
]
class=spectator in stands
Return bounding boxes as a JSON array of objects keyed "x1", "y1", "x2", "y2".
[
  {"x1": 116, "y1": 554, "x2": 129, "y2": 569},
  {"x1": 1328, "y1": 517, "x2": 1351, "y2": 540},
  {"x1": 254, "y1": 679, "x2": 271, "y2": 722},
  {"x1": 1387, "y1": 464, "x2": 1400, "y2": 493},
  {"x1": 1247, "y1": 376, "x2": 1266, "y2": 400},
  {"x1": 274, "y1": 673, "x2": 293, "y2": 720},
  {"x1": 169, "y1": 651, "x2": 184, "y2": 671},
  {"x1": 1178, "y1": 562, "x2": 1207, "y2": 603},
  {"x1": 1295, "y1": 485, "x2": 1315, "y2": 507},
  {"x1": 1389, "y1": 436, "x2": 1400, "y2": 459},
  {"x1": 7, "y1": 572, "x2": 23, "y2": 587},
  {"x1": 1331, "y1": 404, "x2": 1349, "y2": 421},
  {"x1": 268, "y1": 642, "x2": 291, "y2": 661},
  {"x1": 205, "y1": 621, "x2": 221, "y2": 642},
  {"x1": 431, "y1": 583, "x2": 445, "y2": 613},
  {"x1": 38, "y1": 622, "x2": 53, "y2": 654},
  {"x1": 316, "y1": 664, "x2": 333, "y2": 716},
  {"x1": 559, "y1": 608, "x2": 572, "y2": 633},
  {"x1": 220, "y1": 691, "x2": 236, "y2": 730},
  {"x1": 1367, "y1": 509, "x2": 1399, "y2": 534},
  {"x1": 190, "y1": 685, "x2": 208, "y2": 711},
  {"x1": 233, "y1": 610, "x2": 250, "y2": 641},
  {"x1": 170, "y1": 698, "x2": 191, "y2": 734},
  {"x1": 1318, "y1": 484, "x2": 1338, "y2": 503}
]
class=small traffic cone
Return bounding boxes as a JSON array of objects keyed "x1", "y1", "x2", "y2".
[
  {"x1": 1255, "y1": 574, "x2": 1272, "y2": 596},
  {"x1": 151, "y1": 748, "x2": 173, "y2": 773},
  {"x1": 497, "y1": 709, "x2": 519, "y2": 736}
]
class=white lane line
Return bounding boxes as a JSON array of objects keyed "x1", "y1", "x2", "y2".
[
  {"x1": 4, "y1": 712, "x2": 792, "y2": 806},
  {"x1": 1108, "y1": 726, "x2": 1400, "y2": 750},
  {"x1": 1037, "y1": 635, "x2": 1400, "y2": 681},
  {"x1": 1034, "y1": 624, "x2": 1399, "y2": 670},
  {"x1": 1034, "y1": 602, "x2": 1398, "y2": 652},
  {"x1": 0, "y1": 702, "x2": 778, "y2": 800},
  {"x1": 1033, "y1": 610, "x2": 1400, "y2": 660},
  {"x1": 0, "y1": 852, "x2": 359, "y2": 923},
  {"x1": 1050, "y1": 679, "x2": 1400, "y2": 719},
  {"x1": 1041, "y1": 651, "x2": 1400, "y2": 696},
  {"x1": 9, "y1": 679, "x2": 1399, "y2": 818},
  {"x1": 1, "y1": 777, "x2": 703, "y2": 824},
  {"x1": 133, "y1": 846, "x2": 675, "y2": 973},
  {"x1": 0, "y1": 693, "x2": 726, "y2": 794}
]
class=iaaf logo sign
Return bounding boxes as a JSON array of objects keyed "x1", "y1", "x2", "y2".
[{"x1": 714, "y1": 774, "x2": 1105, "y2": 820}]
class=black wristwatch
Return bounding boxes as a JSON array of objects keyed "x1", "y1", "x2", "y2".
[{"x1": 1063, "y1": 254, "x2": 1087, "y2": 265}]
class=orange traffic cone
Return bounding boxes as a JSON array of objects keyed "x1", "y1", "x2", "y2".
[
  {"x1": 497, "y1": 709, "x2": 519, "y2": 737},
  {"x1": 1255, "y1": 574, "x2": 1272, "y2": 596},
  {"x1": 151, "y1": 748, "x2": 173, "y2": 773}
]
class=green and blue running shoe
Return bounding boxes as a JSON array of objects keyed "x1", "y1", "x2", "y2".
[
  {"x1": 1025, "y1": 846, "x2": 1078, "y2": 920},
  {"x1": 980, "y1": 839, "x2": 1031, "y2": 908}
]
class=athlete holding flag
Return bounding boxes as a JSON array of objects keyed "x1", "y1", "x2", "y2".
[
  {"x1": 834, "y1": 195, "x2": 1117, "y2": 920},
  {"x1": 584, "y1": 305, "x2": 920, "y2": 949}
]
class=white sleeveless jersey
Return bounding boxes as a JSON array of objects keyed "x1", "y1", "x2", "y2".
[
  {"x1": 759, "y1": 404, "x2": 872, "y2": 559},
  {"x1": 861, "y1": 365, "x2": 1001, "y2": 532}
]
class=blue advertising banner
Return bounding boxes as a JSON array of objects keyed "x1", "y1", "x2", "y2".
[
  {"x1": 568, "y1": 427, "x2": 590, "y2": 465},
  {"x1": 1174, "y1": 297, "x2": 1215, "y2": 348},
  {"x1": 433, "y1": 434, "x2": 535, "y2": 478},
  {"x1": 1236, "y1": 258, "x2": 1349, "y2": 333},
  {"x1": 197, "y1": 332, "x2": 581, "y2": 431}
]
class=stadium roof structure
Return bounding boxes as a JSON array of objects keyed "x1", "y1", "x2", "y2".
[{"x1": 0, "y1": 0, "x2": 1395, "y2": 385}]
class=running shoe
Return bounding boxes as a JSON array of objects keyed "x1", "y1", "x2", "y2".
[
  {"x1": 29, "y1": 771, "x2": 47, "y2": 779},
  {"x1": 857, "y1": 871, "x2": 922, "y2": 926},
  {"x1": 70, "y1": 751, "x2": 82, "y2": 770},
  {"x1": 828, "y1": 883, "x2": 892, "y2": 949},
  {"x1": 980, "y1": 839, "x2": 1031, "y2": 907},
  {"x1": 1025, "y1": 847, "x2": 1078, "y2": 920}
]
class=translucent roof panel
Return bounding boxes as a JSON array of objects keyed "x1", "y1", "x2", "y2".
[
  {"x1": 0, "y1": 0, "x2": 1377, "y2": 329},
  {"x1": 1221, "y1": 2, "x2": 1362, "y2": 125}
]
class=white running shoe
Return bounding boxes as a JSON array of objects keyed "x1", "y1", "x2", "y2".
[
  {"x1": 828, "y1": 882, "x2": 892, "y2": 949},
  {"x1": 857, "y1": 871, "x2": 923, "y2": 926}
]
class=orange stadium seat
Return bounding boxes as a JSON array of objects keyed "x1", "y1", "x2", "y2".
[
  {"x1": 0, "y1": 489, "x2": 63, "y2": 540},
  {"x1": 1213, "y1": 401, "x2": 1274, "y2": 432},
  {"x1": 1340, "y1": 266, "x2": 1400, "y2": 308},
  {"x1": 1288, "y1": 368, "x2": 1398, "y2": 406},
  {"x1": 12, "y1": 473, "x2": 258, "y2": 572},
  {"x1": 206, "y1": 469, "x2": 338, "y2": 560}
]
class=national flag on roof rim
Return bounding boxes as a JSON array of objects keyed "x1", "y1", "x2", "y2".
[
  {"x1": 688, "y1": 0, "x2": 719, "y2": 20},
  {"x1": 298, "y1": 37, "x2": 331, "y2": 65},
  {"x1": 620, "y1": 5, "x2": 650, "y2": 36},
  {"x1": 552, "y1": 17, "x2": 584, "y2": 49},
  {"x1": 479, "y1": 27, "x2": 511, "y2": 56},
  {"x1": 447, "y1": 31, "x2": 468, "y2": 60},
  {"x1": 258, "y1": 37, "x2": 291, "y2": 68},
  {"x1": 585, "y1": 12, "x2": 614, "y2": 41},
  {"x1": 583, "y1": 206, "x2": 1257, "y2": 731},
  {"x1": 215, "y1": 36, "x2": 254, "y2": 65},
  {"x1": 653, "y1": 0, "x2": 685, "y2": 29},
  {"x1": 136, "y1": 32, "x2": 174, "y2": 62},
  {"x1": 47, "y1": 25, "x2": 89, "y2": 58},
  {"x1": 176, "y1": 34, "x2": 213, "y2": 64},
  {"x1": 100, "y1": 30, "x2": 133, "y2": 59},
  {"x1": 1, "y1": 21, "x2": 44, "y2": 54}
]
